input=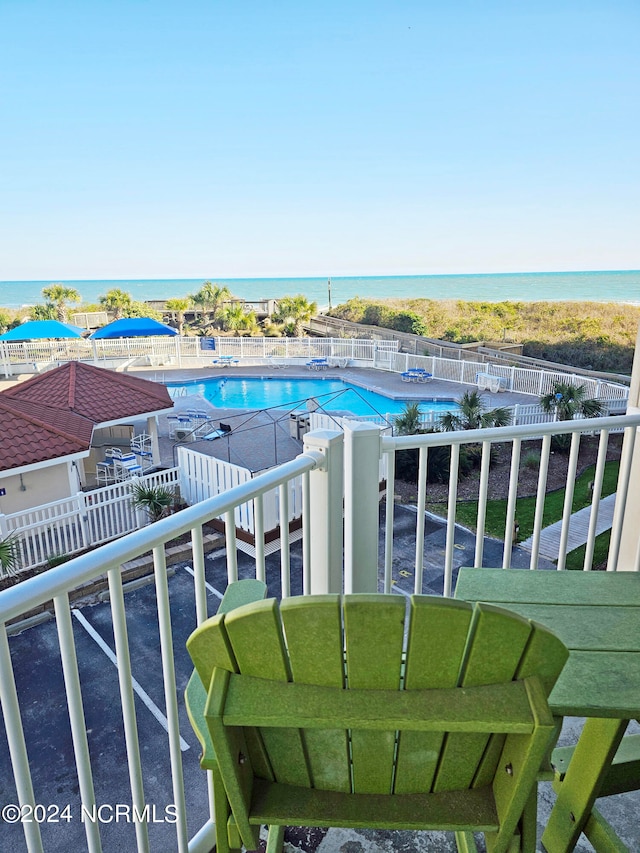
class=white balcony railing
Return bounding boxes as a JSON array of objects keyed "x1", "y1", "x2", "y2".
[{"x1": 1, "y1": 413, "x2": 639, "y2": 851}]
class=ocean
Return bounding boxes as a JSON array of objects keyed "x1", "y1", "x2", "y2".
[{"x1": 0, "y1": 270, "x2": 639, "y2": 310}]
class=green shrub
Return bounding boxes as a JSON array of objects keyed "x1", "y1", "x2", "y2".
[
  {"x1": 522, "y1": 450, "x2": 541, "y2": 470},
  {"x1": 0, "y1": 535, "x2": 20, "y2": 578}
]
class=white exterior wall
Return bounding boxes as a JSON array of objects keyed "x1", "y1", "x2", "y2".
[{"x1": 0, "y1": 462, "x2": 75, "y2": 516}]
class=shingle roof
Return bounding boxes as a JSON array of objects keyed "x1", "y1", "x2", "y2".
[{"x1": 0, "y1": 362, "x2": 173, "y2": 473}]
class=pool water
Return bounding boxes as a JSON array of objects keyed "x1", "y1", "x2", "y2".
[{"x1": 166, "y1": 376, "x2": 457, "y2": 418}]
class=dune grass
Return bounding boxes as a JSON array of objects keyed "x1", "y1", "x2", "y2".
[{"x1": 330, "y1": 297, "x2": 639, "y2": 373}]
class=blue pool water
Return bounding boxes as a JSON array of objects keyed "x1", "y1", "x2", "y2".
[{"x1": 166, "y1": 376, "x2": 457, "y2": 418}]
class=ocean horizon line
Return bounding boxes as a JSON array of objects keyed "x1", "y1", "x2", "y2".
[
  {"x1": 2, "y1": 267, "x2": 639, "y2": 284},
  {"x1": 0, "y1": 269, "x2": 639, "y2": 309}
]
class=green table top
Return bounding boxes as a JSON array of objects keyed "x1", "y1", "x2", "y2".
[{"x1": 455, "y1": 569, "x2": 640, "y2": 719}]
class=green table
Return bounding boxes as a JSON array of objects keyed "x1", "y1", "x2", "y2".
[{"x1": 455, "y1": 568, "x2": 640, "y2": 853}]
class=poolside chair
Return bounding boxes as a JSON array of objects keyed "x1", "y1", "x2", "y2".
[
  {"x1": 203, "y1": 422, "x2": 233, "y2": 441},
  {"x1": 185, "y1": 594, "x2": 568, "y2": 853},
  {"x1": 130, "y1": 433, "x2": 153, "y2": 468},
  {"x1": 95, "y1": 459, "x2": 117, "y2": 485},
  {"x1": 107, "y1": 448, "x2": 143, "y2": 479}
]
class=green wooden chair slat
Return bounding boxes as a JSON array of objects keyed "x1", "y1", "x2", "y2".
[
  {"x1": 186, "y1": 591, "x2": 569, "y2": 853},
  {"x1": 280, "y1": 596, "x2": 350, "y2": 792},
  {"x1": 396, "y1": 596, "x2": 474, "y2": 793},
  {"x1": 224, "y1": 598, "x2": 311, "y2": 788},
  {"x1": 433, "y1": 603, "x2": 535, "y2": 793},
  {"x1": 184, "y1": 579, "x2": 268, "y2": 853},
  {"x1": 343, "y1": 595, "x2": 407, "y2": 794}
]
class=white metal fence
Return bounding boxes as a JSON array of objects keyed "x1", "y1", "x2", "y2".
[
  {"x1": 0, "y1": 336, "x2": 400, "y2": 377},
  {"x1": 1, "y1": 413, "x2": 640, "y2": 851},
  {"x1": 392, "y1": 351, "x2": 629, "y2": 408},
  {"x1": 0, "y1": 334, "x2": 627, "y2": 411},
  {"x1": 1, "y1": 469, "x2": 180, "y2": 573}
]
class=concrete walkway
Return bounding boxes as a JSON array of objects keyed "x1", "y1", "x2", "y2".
[{"x1": 520, "y1": 493, "x2": 616, "y2": 561}]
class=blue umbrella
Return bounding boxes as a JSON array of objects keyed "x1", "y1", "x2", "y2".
[
  {"x1": 89, "y1": 317, "x2": 179, "y2": 339},
  {"x1": 0, "y1": 320, "x2": 86, "y2": 341}
]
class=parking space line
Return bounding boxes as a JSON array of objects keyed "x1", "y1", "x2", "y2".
[
  {"x1": 72, "y1": 609, "x2": 190, "y2": 751},
  {"x1": 182, "y1": 566, "x2": 224, "y2": 600},
  {"x1": 392, "y1": 584, "x2": 411, "y2": 598}
]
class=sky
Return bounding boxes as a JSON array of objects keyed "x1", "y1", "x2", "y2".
[{"x1": 1, "y1": 0, "x2": 639, "y2": 280}]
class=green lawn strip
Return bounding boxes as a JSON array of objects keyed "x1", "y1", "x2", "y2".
[
  {"x1": 430, "y1": 461, "x2": 619, "y2": 542},
  {"x1": 563, "y1": 530, "x2": 611, "y2": 571}
]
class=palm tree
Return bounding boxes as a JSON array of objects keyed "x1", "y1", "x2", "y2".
[
  {"x1": 165, "y1": 297, "x2": 191, "y2": 334},
  {"x1": 99, "y1": 288, "x2": 134, "y2": 319},
  {"x1": 540, "y1": 381, "x2": 606, "y2": 452},
  {"x1": 393, "y1": 402, "x2": 452, "y2": 483},
  {"x1": 272, "y1": 295, "x2": 317, "y2": 337},
  {"x1": 189, "y1": 282, "x2": 232, "y2": 331},
  {"x1": 220, "y1": 304, "x2": 257, "y2": 336},
  {"x1": 130, "y1": 482, "x2": 175, "y2": 523},
  {"x1": 41, "y1": 284, "x2": 81, "y2": 323},
  {"x1": 440, "y1": 389, "x2": 512, "y2": 431},
  {"x1": 540, "y1": 381, "x2": 606, "y2": 421},
  {"x1": 0, "y1": 534, "x2": 19, "y2": 579},
  {"x1": 394, "y1": 402, "x2": 423, "y2": 436},
  {"x1": 29, "y1": 303, "x2": 57, "y2": 320}
]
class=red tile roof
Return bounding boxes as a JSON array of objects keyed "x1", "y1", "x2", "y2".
[
  {"x1": 0, "y1": 398, "x2": 90, "y2": 471},
  {"x1": 3, "y1": 362, "x2": 173, "y2": 423},
  {"x1": 0, "y1": 362, "x2": 173, "y2": 473}
]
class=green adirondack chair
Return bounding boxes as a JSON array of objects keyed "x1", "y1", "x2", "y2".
[{"x1": 185, "y1": 593, "x2": 568, "y2": 853}]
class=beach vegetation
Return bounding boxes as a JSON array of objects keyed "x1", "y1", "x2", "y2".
[
  {"x1": 126, "y1": 301, "x2": 162, "y2": 320},
  {"x1": 261, "y1": 319, "x2": 284, "y2": 337},
  {"x1": 97, "y1": 288, "x2": 161, "y2": 321},
  {"x1": 165, "y1": 297, "x2": 192, "y2": 334},
  {"x1": 189, "y1": 282, "x2": 232, "y2": 332},
  {"x1": 99, "y1": 288, "x2": 134, "y2": 319},
  {"x1": 220, "y1": 303, "x2": 258, "y2": 336},
  {"x1": 29, "y1": 302, "x2": 57, "y2": 321},
  {"x1": 272, "y1": 294, "x2": 317, "y2": 336},
  {"x1": 41, "y1": 284, "x2": 81, "y2": 323},
  {"x1": 0, "y1": 310, "x2": 20, "y2": 333},
  {"x1": 329, "y1": 297, "x2": 640, "y2": 374}
]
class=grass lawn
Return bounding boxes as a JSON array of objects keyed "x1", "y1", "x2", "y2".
[{"x1": 431, "y1": 460, "x2": 619, "y2": 563}]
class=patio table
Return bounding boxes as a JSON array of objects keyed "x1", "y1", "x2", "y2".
[
  {"x1": 455, "y1": 568, "x2": 640, "y2": 853},
  {"x1": 213, "y1": 355, "x2": 240, "y2": 367}
]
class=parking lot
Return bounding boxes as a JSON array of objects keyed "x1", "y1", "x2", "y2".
[{"x1": 0, "y1": 506, "x2": 549, "y2": 852}]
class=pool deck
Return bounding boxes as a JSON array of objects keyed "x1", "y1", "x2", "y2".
[
  {"x1": 131, "y1": 362, "x2": 534, "y2": 408},
  {"x1": 128, "y1": 364, "x2": 535, "y2": 473}
]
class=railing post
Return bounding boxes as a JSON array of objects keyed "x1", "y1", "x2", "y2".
[
  {"x1": 303, "y1": 430, "x2": 344, "y2": 594},
  {"x1": 343, "y1": 422, "x2": 382, "y2": 593},
  {"x1": 612, "y1": 322, "x2": 640, "y2": 570}
]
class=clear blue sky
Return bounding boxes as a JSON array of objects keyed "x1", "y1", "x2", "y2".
[{"x1": 1, "y1": 0, "x2": 638, "y2": 280}]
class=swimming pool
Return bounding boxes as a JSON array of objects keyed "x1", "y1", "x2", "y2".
[{"x1": 166, "y1": 376, "x2": 457, "y2": 418}]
